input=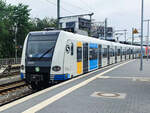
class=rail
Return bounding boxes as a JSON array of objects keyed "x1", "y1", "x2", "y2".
[{"x1": 0, "y1": 80, "x2": 26, "y2": 94}]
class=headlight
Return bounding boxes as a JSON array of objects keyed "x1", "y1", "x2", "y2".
[
  {"x1": 52, "y1": 66, "x2": 61, "y2": 71},
  {"x1": 21, "y1": 65, "x2": 24, "y2": 70}
]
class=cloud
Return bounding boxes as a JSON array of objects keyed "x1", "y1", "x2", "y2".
[{"x1": 6, "y1": 0, "x2": 150, "y2": 37}]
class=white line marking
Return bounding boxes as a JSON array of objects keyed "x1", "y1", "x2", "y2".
[
  {"x1": 0, "y1": 60, "x2": 133, "y2": 112},
  {"x1": 97, "y1": 76, "x2": 150, "y2": 80},
  {"x1": 22, "y1": 60, "x2": 132, "y2": 113}
]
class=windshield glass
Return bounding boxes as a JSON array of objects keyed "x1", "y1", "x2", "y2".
[
  {"x1": 27, "y1": 41, "x2": 55, "y2": 58},
  {"x1": 27, "y1": 34, "x2": 58, "y2": 59}
]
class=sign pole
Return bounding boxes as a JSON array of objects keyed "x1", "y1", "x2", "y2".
[{"x1": 140, "y1": 0, "x2": 144, "y2": 71}]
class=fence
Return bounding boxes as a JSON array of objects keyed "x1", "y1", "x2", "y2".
[{"x1": 0, "y1": 58, "x2": 21, "y2": 66}]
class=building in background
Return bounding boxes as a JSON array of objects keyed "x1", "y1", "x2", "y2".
[
  {"x1": 59, "y1": 16, "x2": 91, "y2": 36},
  {"x1": 91, "y1": 24, "x2": 113, "y2": 40},
  {"x1": 59, "y1": 16, "x2": 114, "y2": 40}
]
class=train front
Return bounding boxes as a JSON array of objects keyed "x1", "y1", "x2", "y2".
[{"x1": 20, "y1": 31, "x2": 60, "y2": 89}]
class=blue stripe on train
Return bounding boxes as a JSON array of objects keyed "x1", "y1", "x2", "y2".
[
  {"x1": 90, "y1": 59, "x2": 98, "y2": 70},
  {"x1": 54, "y1": 74, "x2": 71, "y2": 80},
  {"x1": 89, "y1": 43, "x2": 98, "y2": 48},
  {"x1": 20, "y1": 73, "x2": 24, "y2": 79},
  {"x1": 89, "y1": 43, "x2": 98, "y2": 70}
]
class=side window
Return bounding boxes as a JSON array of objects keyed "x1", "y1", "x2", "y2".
[
  {"x1": 123, "y1": 49, "x2": 126, "y2": 55},
  {"x1": 103, "y1": 48, "x2": 107, "y2": 58},
  {"x1": 110, "y1": 48, "x2": 114, "y2": 57},
  {"x1": 117, "y1": 49, "x2": 120, "y2": 56},
  {"x1": 89, "y1": 48, "x2": 98, "y2": 60},
  {"x1": 77, "y1": 47, "x2": 82, "y2": 62},
  {"x1": 94, "y1": 48, "x2": 98, "y2": 59},
  {"x1": 89, "y1": 48, "x2": 93, "y2": 60}
]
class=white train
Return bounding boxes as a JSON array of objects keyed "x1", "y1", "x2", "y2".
[{"x1": 20, "y1": 30, "x2": 146, "y2": 89}]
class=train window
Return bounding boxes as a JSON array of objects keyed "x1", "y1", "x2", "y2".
[
  {"x1": 127, "y1": 49, "x2": 129, "y2": 54},
  {"x1": 89, "y1": 48, "x2": 98, "y2": 60},
  {"x1": 110, "y1": 48, "x2": 114, "y2": 57},
  {"x1": 95, "y1": 48, "x2": 98, "y2": 59},
  {"x1": 117, "y1": 49, "x2": 120, "y2": 56},
  {"x1": 71, "y1": 43, "x2": 74, "y2": 55},
  {"x1": 123, "y1": 49, "x2": 126, "y2": 55},
  {"x1": 103, "y1": 48, "x2": 107, "y2": 58},
  {"x1": 77, "y1": 47, "x2": 82, "y2": 62},
  {"x1": 127, "y1": 48, "x2": 131, "y2": 54}
]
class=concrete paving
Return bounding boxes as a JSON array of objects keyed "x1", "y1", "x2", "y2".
[{"x1": 1, "y1": 59, "x2": 150, "y2": 113}]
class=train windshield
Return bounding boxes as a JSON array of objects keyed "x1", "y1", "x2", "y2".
[{"x1": 27, "y1": 34, "x2": 58, "y2": 59}]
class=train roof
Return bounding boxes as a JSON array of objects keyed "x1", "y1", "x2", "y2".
[
  {"x1": 29, "y1": 30, "x2": 61, "y2": 36},
  {"x1": 60, "y1": 31, "x2": 139, "y2": 48},
  {"x1": 28, "y1": 30, "x2": 141, "y2": 49}
]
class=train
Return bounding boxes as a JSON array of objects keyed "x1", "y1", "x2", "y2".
[{"x1": 20, "y1": 30, "x2": 148, "y2": 89}]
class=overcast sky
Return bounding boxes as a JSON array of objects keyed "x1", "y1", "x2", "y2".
[{"x1": 6, "y1": 0, "x2": 150, "y2": 39}]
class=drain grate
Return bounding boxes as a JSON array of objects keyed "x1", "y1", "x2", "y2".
[
  {"x1": 97, "y1": 92, "x2": 120, "y2": 97},
  {"x1": 91, "y1": 92, "x2": 126, "y2": 99}
]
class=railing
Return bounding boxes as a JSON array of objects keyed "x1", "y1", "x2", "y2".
[{"x1": 0, "y1": 58, "x2": 21, "y2": 66}]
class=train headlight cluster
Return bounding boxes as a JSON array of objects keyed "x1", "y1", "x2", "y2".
[{"x1": 52, "y1": 66, "x2": 61, "y2": 71}]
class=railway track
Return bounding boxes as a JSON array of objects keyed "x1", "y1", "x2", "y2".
[
  {"x1": 0, "y1": 80, "x2": 33, "y2": 106},
  {"x1": 0, "y1": 80, "x2": 27, "y2": 94}
]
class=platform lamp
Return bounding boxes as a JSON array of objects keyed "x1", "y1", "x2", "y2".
[
  {"x1": 13, "y1": 23, "x2": 18, "y2": 63},
  {"x1": 140, "y1": 0, "x2": 144, "y2": 71}
]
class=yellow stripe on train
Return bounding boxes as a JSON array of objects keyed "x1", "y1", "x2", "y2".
[
  {"x1": 77, "y1": 61, "x2": 82, "y2": 74},
  {"x1": 77, "y1": 42, "x2": 82, "y2": 47}
]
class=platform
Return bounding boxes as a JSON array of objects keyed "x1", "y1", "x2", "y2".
[{"x1": 1, "y1": 59, "x2": 150, "y2": 113}]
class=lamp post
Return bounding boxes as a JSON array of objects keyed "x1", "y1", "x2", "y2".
[
  {"x1": 89, "y1": 13, "x2": 94, "y2": 36},
  {"x1": 13, "y1": 23, "x2": 18, "y2": 62},
  {"x1": 140, "y1": 0, "x2": 144, "y2": 71},
  {"x1": 57, "y1": 0, "x2": 60, "y2": 29}
]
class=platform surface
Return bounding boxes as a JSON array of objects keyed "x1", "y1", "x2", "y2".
[{"x1": 1, "y1": 59, "x2": 150, "y2": 113}]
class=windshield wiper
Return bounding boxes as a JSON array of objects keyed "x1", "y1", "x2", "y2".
[{"x1": 39, "y1": 46, "x2": 54, "y2": 59}]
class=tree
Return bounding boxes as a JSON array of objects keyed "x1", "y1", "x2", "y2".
[
  {"x1": 0, "y1": 0, "x2": 57, "y2": 58},
  {"x1": 30, "y1": 17, "x2": 57, "y2": 31}
]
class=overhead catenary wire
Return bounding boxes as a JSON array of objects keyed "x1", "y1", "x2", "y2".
[
  {"x1": 45, "y1": 0, "x2": 75, "y2": 15},
  {"x1": 61, "y1": 0, "x2": 90, "y2": 13},
  {"x1": 79, "y1": 0, "x2": 94, "y2": 13}
]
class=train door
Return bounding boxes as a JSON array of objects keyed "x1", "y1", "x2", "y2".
[
  {"x1": 122, "y1": 47, "x2": 124, "y2": 61},
  {"x1": 132, "y1": 48, "x2": 134, "y2": 59},
  {"x1": 136, "y1": 48, "x2": 138, "y2": 58},
  {"x1": 89, "y1": 43, "x2": 98, "y2": 70},
  {"x1": 102, "y1": 45, "x2": 108, "y2": 67},
  {"x1": 83, "y1": 43, "x2": 88, "y2": 73},
  {"x1": 77, "y1": 42, "x2": 83, "y2": 75},
  {"x1": 64, "y1": 40, "x2": 74, "y2": 77},
  {"x1": 107, "y1": 45, "x2": 110, "y2": 65},
  {"x1": 112, "y1": 46, "x2": 115, "y2": 64},
  {"x1": 120, "y1": 47, "x2": 122, "y2": 61},
  {"x1": 125, "y1": 47, "x2": 127, "y2": 60},
  {"x1": 109, "y1": 46, "x2": 113, "y2": 64},
  {"x1": 98, "y1": 45, "x2": 102, "y2": 68},
  {"x1": 117, "y1": 47, "x2": 121, "y2": 62},
  {"x1": 115, "y1": 46, "x2": 117, "y2": 63},
  {"x1": 129, "y1": 48, "x2": 131, "y2": 59},
  {"x1": 126, "y1": 48, "x2": 129, "y2": 60}
]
